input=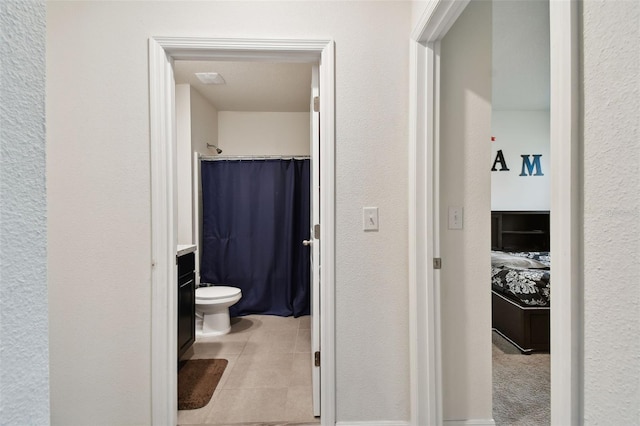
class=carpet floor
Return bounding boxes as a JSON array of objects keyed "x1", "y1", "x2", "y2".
[
  {"x1": 178, "y1": 359, "x2": 228, "y2": 410},
  {"x1": 493, "y1": 331, "x2": 550, "y2": 425}
]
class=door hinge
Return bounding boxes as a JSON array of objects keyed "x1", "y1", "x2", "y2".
[
  {"x1": 314, "y1": 224, "x2": 320, "y2": 239},
  {"x1": 314, "y1": 351, "x2": 321, "y2": 367},
  {"x1": 433, "y1": 258, "x2": 442, "y2": 269},
  {"x1": 313, "y1": 96, "x2": 319, "y2": 112}
]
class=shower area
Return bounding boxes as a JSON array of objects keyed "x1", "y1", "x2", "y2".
[{"x1": 199, "y1": 156, "x2": 311, "y2": 317}]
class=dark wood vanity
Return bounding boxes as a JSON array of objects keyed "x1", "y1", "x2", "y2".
[{"x1": 177, "y1": 249, "x2": 195, "y2": 360}]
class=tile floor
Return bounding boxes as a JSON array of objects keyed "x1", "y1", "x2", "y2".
[{"x1": 178, "y1": 314, "x2": 320, "y2": 426}]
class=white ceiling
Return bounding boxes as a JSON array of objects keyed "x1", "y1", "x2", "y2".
[
  {"x1": 174, "y1": 61, "x2": 313, "y2": 112},
  {"x1": 493, "y1": 0, "x2": 550, "y2": 110}
]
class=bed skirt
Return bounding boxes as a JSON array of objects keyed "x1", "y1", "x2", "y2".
[{"x1": 492, "y1": 290, "x2": 550, "y2": 354}]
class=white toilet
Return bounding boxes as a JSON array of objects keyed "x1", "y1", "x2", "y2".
[{"x1": 195, "y1": 285, "x2": 242, "y2": 337}]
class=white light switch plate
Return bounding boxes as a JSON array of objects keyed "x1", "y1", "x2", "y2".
[
  {"x1": 363, "y1": 207, "x2": 379, "y2": 231},
  {"x1": 448, "y1": 206, "x2": 463, "y2": 229}
]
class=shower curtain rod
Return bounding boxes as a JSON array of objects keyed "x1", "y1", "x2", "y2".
[{"x1": 199, "y1": 154, "x2": 311, "y2": 161}]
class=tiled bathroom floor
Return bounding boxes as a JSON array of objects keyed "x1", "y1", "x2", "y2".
[{"x1": 178, "y1": 314, "x2": 320, "y2": 426}]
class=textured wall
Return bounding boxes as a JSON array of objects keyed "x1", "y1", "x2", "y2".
[
  {"x1": 47, "y1": 1, "x2": 410, "y2": 424},
  {"x1": 439, "y1": 1, "x2": 493, "y2": 421},
  {"x1": 582, "y1": 1, "x2": 640, "y2": 423},
  {"x1": 0, "y1": 1, "x2": 50, "y2": 425}
]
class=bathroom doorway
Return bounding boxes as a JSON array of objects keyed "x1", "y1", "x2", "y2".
[
  {"x1": 174, "y1": 58, "x2": 318, "y2": 424},
  {"x1": 148, "y1": 38, "x2": 336, "y2": 426}
]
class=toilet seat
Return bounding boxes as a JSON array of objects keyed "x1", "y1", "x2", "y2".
[{"x1": 196, "y1": 286, "x2": 241, "y2": 301}]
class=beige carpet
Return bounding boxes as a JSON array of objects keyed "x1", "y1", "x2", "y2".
[
  {"x1": 493, "y1": 332, "x2": 550, "y2": 425},
  {"x1": 178, "y1": 358, "x2": 228, "y2": 410}
]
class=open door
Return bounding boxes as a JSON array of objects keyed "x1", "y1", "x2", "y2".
[
  {"x1": 438, "y1": 1, "x2": 493, "y2": 421},
  {"x1": 310, "y1": 64, "x2": 321, "y2": 417}
]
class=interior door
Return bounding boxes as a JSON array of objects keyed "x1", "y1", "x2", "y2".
[
  {"x1": 310, "y1": 64, "x2": 321, "y2": 417},
  {"x1": 438, "y1": 0, "x2": 493, "y2": 420}
]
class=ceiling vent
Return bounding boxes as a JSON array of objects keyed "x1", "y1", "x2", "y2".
[{"x1": 195, "y1": 72, "x2": 226, "y2": 85}]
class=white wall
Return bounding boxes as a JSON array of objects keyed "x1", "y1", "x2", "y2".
[
  {"x1": 0, "y1": 2, "x2": 50, "y2": 425},
  {"x1": 46, "y1": 1, "x2": 410, "y2": 424},
  {"x1": 46, "y1": 3, "x2": 153, "y2": 423},
  {"x1": 189, "y1": 86, "x2": 218, "y2": 266},
  {"x1": 491, "y1": 110, "x2": 550, "y2": 211},
  {"x1": 491, "y1": 0, "x2": 550, "y2": 212},
  {"x1": 439, "y1": 1, "x2": 493, "y2": 422},
  {"x1": 190, "y1": 86, "x2": 219, "y2": 156},
  {"x1": 176, "y1": 84, "x2": 194, "y2": 245},
  {"x1": 491, "y1": 0, "x2": 549, "y2": 111},
  {"x1": 582, "y1": 1, "x2": 640, "y2": 423},
  {"x1": 411, "y1": 1, "x2": 429, "y2": 34},
  {"x1": 176, "y1": 85, "x2": 219, "y2": 249},
  {"x1": 217, "y1": 111, "x2": 310, "y2": 156}
]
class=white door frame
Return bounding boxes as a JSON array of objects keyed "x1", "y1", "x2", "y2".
[
  {"x1": 408, "y1": 1, "x2": 581, "y2": 425},
  {"x1": 149, "y1": 37, "x2": 336, "y2": 426}
]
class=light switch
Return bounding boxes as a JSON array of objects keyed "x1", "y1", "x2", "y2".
[
  {"x1": 363, "y1": 207, "x2": 379, "y2": 231},
  {"x1": 448, "y1": 206, "x2": 463, "y2": 230}
]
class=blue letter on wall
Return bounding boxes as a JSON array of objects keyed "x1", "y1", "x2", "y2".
[{"x1": 520, "y1": 154, "x2": 544, "y2": 176}]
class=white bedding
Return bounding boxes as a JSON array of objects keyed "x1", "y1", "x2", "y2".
[{"x1": 491, "y1": 251, "x2": 549, "y2": 269}]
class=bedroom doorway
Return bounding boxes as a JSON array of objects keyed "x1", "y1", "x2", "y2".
[
  {"x1": 148, "y1": 38, "x2": 336, "y2": 426},
  {"x1": 409, "y1": 0, "x2": 580, "y2": 424},
  {"x1": 490, "y1": 1, "x2": 552, "y2": 424}
]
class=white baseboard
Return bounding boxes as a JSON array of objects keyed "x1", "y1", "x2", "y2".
[
  {"x1": 335, "y1": 419, "x2": 493, "y2": 426},
  {"x1": 336, "y1": 422, "x2": 410, "y2": 426},
  {"x1": 443, "y1": 419, "x2": 496, "y2": 426}
]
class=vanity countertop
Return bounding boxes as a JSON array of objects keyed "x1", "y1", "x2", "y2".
[{"x1": 176, "y1": 244, "x2": 196, "y2": 257}]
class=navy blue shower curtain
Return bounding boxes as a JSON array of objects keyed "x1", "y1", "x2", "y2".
[{"x1": 200, "y1": 159, "x2": 311, "y2": 317}]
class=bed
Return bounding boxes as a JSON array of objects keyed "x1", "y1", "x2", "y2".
[{"x1": 491, "y1": 212, "x2": 550, "y2": 354}]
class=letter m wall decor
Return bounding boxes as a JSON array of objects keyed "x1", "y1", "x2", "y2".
[{"x1": 520, "y1": 154, "x2": 544, "y2": 176}]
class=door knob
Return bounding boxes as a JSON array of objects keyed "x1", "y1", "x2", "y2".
[{"x1": 302, "y1": 240, "x2": 313, "y2": 246}]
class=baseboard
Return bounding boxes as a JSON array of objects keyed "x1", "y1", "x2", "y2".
[
  {"x1": 336, "y1": 419, "x2": 493, "y2": 426},
  {"x1": 336, "y1": 422, "x2": 410, "y2": 426},
  {"x1": 443, "y1": 419, "x2": 496, "y2": 426}
]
